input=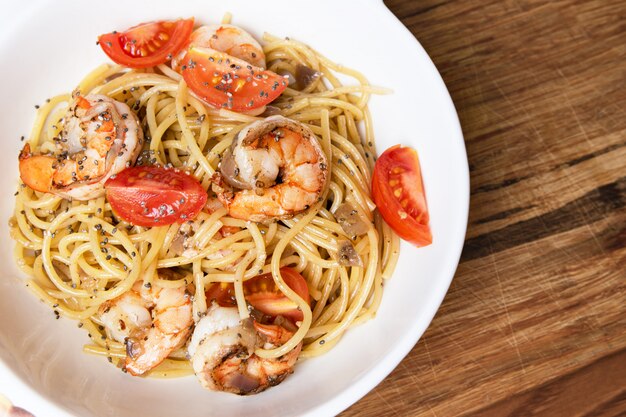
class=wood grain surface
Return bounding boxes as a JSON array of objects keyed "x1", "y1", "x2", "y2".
[{"x1": 342, "y1": 0, "x2": 626, "y2": 416}]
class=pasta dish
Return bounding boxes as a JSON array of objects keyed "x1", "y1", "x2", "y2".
[{"x1": 9, "y1": 15, "x2": 430, "y2": 394}]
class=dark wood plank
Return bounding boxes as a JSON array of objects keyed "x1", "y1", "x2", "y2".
[
  {"x1": 341, "y1": 0, "x2": 626, "y2": 415},
  {"x1": 466, "y1": 348, "x2": 626, "y2": 417}
]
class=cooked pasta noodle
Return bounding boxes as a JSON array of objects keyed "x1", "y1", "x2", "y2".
[{"x1": 9, "y1": 27, "x2": 400, "y2": 379}]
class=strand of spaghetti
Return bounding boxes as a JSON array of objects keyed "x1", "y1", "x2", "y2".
[
  {"x1": 160, "y1": 223, "x2": 182, "y2": 258},
  {"x1": 332, "y1": 165, "x2": 374, "y2": 218},
  {"x1": 276, "y1": 98, "x2": 311, "y2": 116},
  {"x1": 193, "y1": 208, "x2": 228, "y2": 248},
  {"x1": 379, "y1": 215, "x2": 401, "y2": 279},
  {"x1": 45, "y1": 105, "x2": 68, "y2": 143},
  {"x1": 27, "y1": 94, "x2": 71, "y2": 147},
  {"x1": 93, "y1": 73, "x2": 176, "y2": 96},
  {"x1": 156, "y1": 222, "x2": 243, "y2": 268},
  {"x1": 310, "y1": 212, "x2": 347, "y2": 237},
  {"x1": 154, "y1": 271, "x2": 192, "y2": 288},
  {"x1": 80, "y1": 319, "x2": 112, "y2": 348},
  {"x1": 141, "y1": 226, "x2": 169, "y2": 269},
  {"x1": 254, "y1": 205, "x2": 320, "y2": 359},
  {"x1": 83, "y1": 345, "x2": 126, "y2": 359},
  {"x1": 306, "y1": 228, "x2": 378, "y2": 349},
  {"x1": 201, "y1": 254, "x2": 302, "y2": 284},
  {"x1": 146, "y1": 359, "x2": 194, "y2": 378},
  {"x1": 313, "y1": 266, "x2": 351, "y2": 327},
  {"x1": 70, "y1": 214, "x2": 141, "y2": 300},
  {"x1": 282, "y1": 220, "x2": 338, "y2": 252},
  {"x1": 12, "y1": 243, "x2": 34, "y2": 275},
  {"x1": 264, "y1": 221, "x2": 279, "y2": 245},
  {"x1": 180, "y1": 92, "x2": 213, "y2": 153},
  {"x1": 25, "y1": 280, "x2": 99, "y2": 320},
  {"x1": 156, "y1": 64, "x2": 182, "y2": 81},
  {"x1": 310, "y1": 124, "x2": 373, "y2": 187},
  {"x1": 310, "y1": 267, "x2": 338, "y2": 322},
  {"x1": 344, "y1": 111, "x2": 361, "y2": 144},
  {"x1": 331, "y1": 145, "x2": 371, "y2": 193},
  {"x1": 193, "y1": 258, "x2": 207, "y2": 317},
  {"x1": 30, "y1": 255, "x2": 54, "y2": 290},
  {"x1": 300, "y1": 334, "x2": 342, "y2": 358},
  {"x1": 272, "y1": 227, "x2": 338, "y2": 269},
  {"x1": 243, "y1": 222, "x2": 267, "y2": 279},
  {"x1": 283, "y1": 85, "x2": 391, "y2": 100},
  {"x1": 362, "y1": 107, "x2": 378, "y2": 171},
  {"x1": 19, "y1": 190, "x2": 61, "y2": 209},
  {"x1": 262, "y1": 34, "x2": 320, "y2": 70},
  {"x1": 146, "y1": 94, "x2": 169, "y2": 164},
  {"x1": 200, "y1": 246, "x2": 253, "y2": 269},
  {"x1": 175, "y1": 80, "x2": 214, "y2": 176},
  {"x1": 234, "y1": 252, "x2": 257, "y2": 320},
  {"x1": 77, "y1": 63, "x2": 123, "y2": 93}
]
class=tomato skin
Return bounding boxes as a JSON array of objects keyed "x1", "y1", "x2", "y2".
[
  {"x1": 181, "y1": 47, "x2": 288, "y2": 112},
  {"x1": 372, "y1": 145, "x2": 432, "y2": 247},
  {"x1": 98, "y1": 18, "x2": 194, "y2": 68},
  {"x1": 104, "y1": 166, "x2": 207, "y2": 227},
  {"x1": 205, "y1": 267, "x2": 310, "y2": 321}
]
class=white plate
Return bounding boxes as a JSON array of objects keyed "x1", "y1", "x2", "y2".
[{"x1": 0, "y1": 1, "x2": 468, "y2": 416}]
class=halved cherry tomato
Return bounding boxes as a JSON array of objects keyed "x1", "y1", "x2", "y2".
[
  {"x1": 104, "y1": 166, "x2": 207, "y2": 227},
  {"x1": 181, "y1": 47, "x2": 288, "y2": 112},
  {"x1": 205, "y1": 267, "x2": 310, "y2": 321},
  {"x1": 98, "y1": 18, "x2": 194, "y2": 68},
  {"x1": 372, "y1": 145, "x2": 432, "y2": 247}
]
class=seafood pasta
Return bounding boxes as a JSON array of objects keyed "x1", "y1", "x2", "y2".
[{"x1": 8, "y1": 16, "x2": 417, "y2": 395}]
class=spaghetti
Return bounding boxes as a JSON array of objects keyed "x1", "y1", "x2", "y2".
[{"x1": 9, "y1": 20, "x2": 400, "y2": 384}]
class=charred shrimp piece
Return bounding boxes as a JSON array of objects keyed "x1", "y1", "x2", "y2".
[
  {"x1": 99, "y1": 280, "x2": 193, "y2": 375},
  {"x1": 188, "y1": 303, "x2": 302, "y2": 395},
  {"x1": 213, "y1": 115, "x2": 329, "y2": 222},
  {"x1": 18, "y1": 94, "x2": 142, "y2": 200}
]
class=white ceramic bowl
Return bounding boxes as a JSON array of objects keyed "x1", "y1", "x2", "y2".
[{"x1": 0, "y1": 1, "x2": 468, "y2": 416}]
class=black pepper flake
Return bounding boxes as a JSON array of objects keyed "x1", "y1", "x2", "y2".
[{"x1": 319, "y1": 340, "x2": 325, "y2": 345}]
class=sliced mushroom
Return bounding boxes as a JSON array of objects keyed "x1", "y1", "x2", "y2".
[
  {"x1": 334, "y1": 203, "x2": 370, "y2": 238},
  {"x1": 337, "y1": 239, "x2": 363, "y2": 267},
  {"x1": 295, "y1": 64, "x2": 321, "y2": 90}
]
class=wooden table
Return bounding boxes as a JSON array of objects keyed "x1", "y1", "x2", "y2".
[{"x1": 342, "y1": 0, "x2": 626, "y2": 415}]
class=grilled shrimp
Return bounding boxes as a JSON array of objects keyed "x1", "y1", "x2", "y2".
[
  {"x1": 188, "y1": 304, "x2": 302, "y2": 395},
  {"x1": 99, "y1": 280, "x2": 193, "y2": 376},
  {"x1": 213, "y1": 115, "x2": 329, "y2": 222},
  {"x1": 172, "y1": 24, "x2": 265, "y2": 71},
  {"x1": 18, "y1": 94, "x2": 142, "y2": 200}
]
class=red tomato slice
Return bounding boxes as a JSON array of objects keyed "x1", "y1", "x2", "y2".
[
  {"x1": 181, "y1": 47, "x2": 288, "y2": 112},
  {"x1": 98, "y1": 18, "x2": 194, "y2": 68},
  {"x1": 372, "y1": 145, "x2": 432, "y2": 247},
  {"x1": 104, "y1": 166, "x2": 207, "y2": 227},
  {"x1": 205, "y1": 267, "x2": 310, "y2": 321}
]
